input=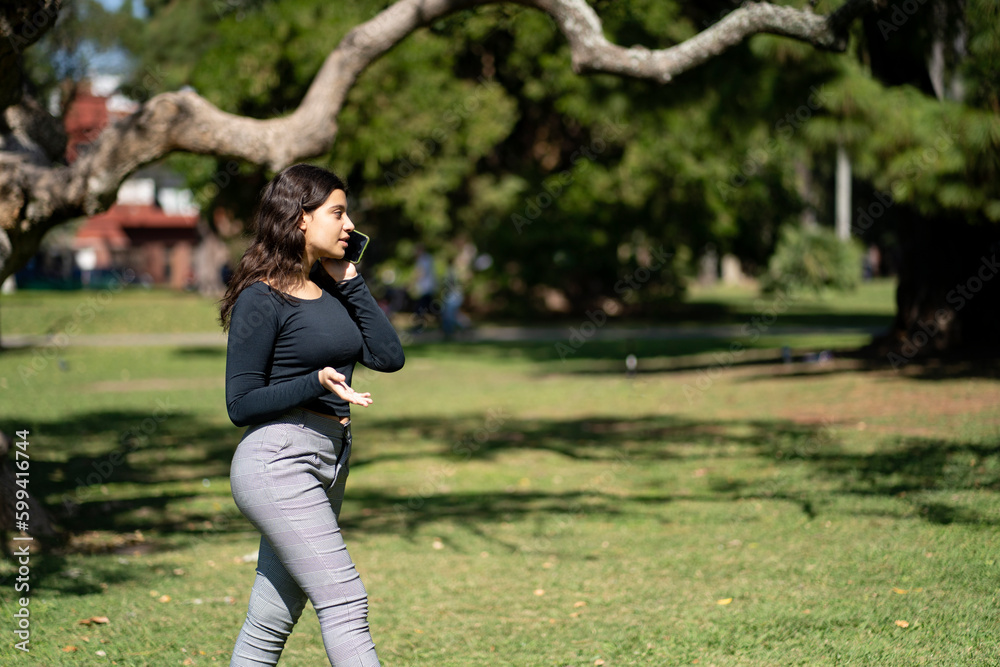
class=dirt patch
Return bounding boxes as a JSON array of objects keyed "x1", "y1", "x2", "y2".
[
  {"x1": 51, "y1": 529, "x2": 165, "y2": 556},
  {"x1": 765, "y1": 366, "x2": 1000, "y2": 438}
]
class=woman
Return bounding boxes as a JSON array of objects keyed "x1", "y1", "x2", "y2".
[{"x1": 220, "y1": 164, "x2": 404, "y2": 666}]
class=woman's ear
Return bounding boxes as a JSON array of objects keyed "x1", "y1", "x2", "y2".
[{"x1": 298, "y1": 210, "x2": 310, "y2": 232}]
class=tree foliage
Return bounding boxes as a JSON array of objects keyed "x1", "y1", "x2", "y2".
[
  {"x1": 760, "y1": 224, "x2": 864, "y2": 295},
  {"x1": 16, "y1": 0, "x2": 1000, "y2": 324}
]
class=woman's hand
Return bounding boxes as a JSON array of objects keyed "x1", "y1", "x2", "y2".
[
  {"x1": 321, "y1": 257, "x2": 358, "y2": 283},
  {"x1": 318, "y1": 367, "x2": 372, "y2": 407}
]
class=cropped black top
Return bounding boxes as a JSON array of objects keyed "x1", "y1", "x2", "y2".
[{"x1": 225, "y1": 262, "x2": 405, "y2": 427}]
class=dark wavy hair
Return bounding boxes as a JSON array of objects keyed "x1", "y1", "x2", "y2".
[{"x1": 219, "y1": 164, "x2": 347, "y2": 331}]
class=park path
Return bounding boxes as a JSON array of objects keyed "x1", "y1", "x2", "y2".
[{"x1": 1, "y1": 323, "x2": 886, "y2": 349}]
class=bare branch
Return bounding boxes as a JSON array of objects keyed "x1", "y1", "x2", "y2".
[{"x1": 535, "y1": 0, "x2": 886, "y2": 83}]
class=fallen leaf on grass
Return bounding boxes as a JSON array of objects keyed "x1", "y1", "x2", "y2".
[
  {"x1": 573, "y1": 601, "x2": 587, "y2": 608},
  {"x1": 158, "y1": 595, "x2": 171, "y2": 603},
  {"x1": 77, "y1": 616, "x2": 110, "y2": 626},
  {"x1": 62, "y1": 646, "x2": 78, "y2": 652},
  {"x1": 895, "y1": 620, "x2": 910, "y2": 628},
  {"x1": 534, "y1": 589, "x2": 545, "y2": 596},
  {"x1": 893, "y1": 588, "x2": 908, "y2": 594},
  {"x1": 716, "y1": 598, "x2": 733, "y2": 605}
]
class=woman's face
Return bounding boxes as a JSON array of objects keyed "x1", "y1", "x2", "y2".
[{"x1": 300, "y1": 188, "x2": 354, "y2": 262}]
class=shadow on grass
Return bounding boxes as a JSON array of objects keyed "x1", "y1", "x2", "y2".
[
  {"x1": 3, "y1": 404, "x2": 997, "y2": 592},
  {"x1": 404, "y1": 337, "x2": 835, "y2": 365},
  {"x1": 735, "y1": 348, "x2": 1000, "y2": 382},
  {"x1": 803, "y1": 437, "x2": 1000, "y2": 499},
  {"x1": 340, "y1": 429, "x2": 1000, "y2": 554},
  {"x1": 353, "y1": 416, "x2": 999, "y2": 522},
  {"x1": 402, "y1": 334, "x2": 1000, "y2": 382}
]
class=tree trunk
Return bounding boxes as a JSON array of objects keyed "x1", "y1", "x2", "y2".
[
  {"x1": 0, "y1": 432, "x2": 65, "y2": 558},
  {"x1": 835, "y1": 143, "x2": 851, "y2": 241},
  {"x1": 873, "y1": 211, "x2": 1000, "y2": 363},
  {"x1": 192, "y1": 221, "x2": 229, "y2": 297}
]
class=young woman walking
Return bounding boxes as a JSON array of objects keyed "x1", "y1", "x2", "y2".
[{"x1": 220, "y1": 164, "x2": 404, "y2": 666}]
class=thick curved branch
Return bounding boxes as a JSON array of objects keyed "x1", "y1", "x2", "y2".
[
  {"x1": 534, "y1": 0, "x2": 883, "y2": 83},
  {"x1": 0, "y1": 0, "x2": 884, "y2": 281}
]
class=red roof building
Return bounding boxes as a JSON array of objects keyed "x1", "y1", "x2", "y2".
[
  {"x1": 67, "y1": 80, "x2": 200, "y2": 289},
  {"x1": 74, "y1": 203, "x2": 199, "y2": 289}
]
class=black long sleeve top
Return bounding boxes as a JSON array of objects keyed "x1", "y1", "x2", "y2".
[{"x1": 225, "y1": 262, "x2": 405, "y2": 427}]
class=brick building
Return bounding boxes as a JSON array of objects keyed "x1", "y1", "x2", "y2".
[{"x1": 66, "y1": 79, "x2": 201, "y2": 289}]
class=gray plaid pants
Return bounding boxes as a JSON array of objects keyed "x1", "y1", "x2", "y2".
[{"x1": 229, "y1": 407, "x2": 379, "y2": 666}]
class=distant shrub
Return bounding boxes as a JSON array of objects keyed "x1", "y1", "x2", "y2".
[{"x1": 760, "y1": 225, "x2": 863, "y2": 294}]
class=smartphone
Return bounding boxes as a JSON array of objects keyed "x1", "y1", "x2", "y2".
[{"x1": 345, "y1": 230, "x2": 370, "y2": 264}]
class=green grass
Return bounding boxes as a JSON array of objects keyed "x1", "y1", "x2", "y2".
[
  {"x1": 1, "y1": 281, "x2": 998, "y2": 666},
  {"x1": 685, "y1": 278, "x2": 897, "y2": 317},
  {"x1": 664, "y1": 278, "x2": 897, "y2": 331},
  {"x1": 0, "y1": 278, "x2": 898, "y2": 337},
  {"x1": 0, "y1": 288, "x2": 221, "y2": 336}
]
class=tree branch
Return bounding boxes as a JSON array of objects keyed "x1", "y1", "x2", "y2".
[
  {"x1": 0, "y1": 0, "x2": 884, "y2": 281},
  {"x1": 535, "y1": 0, "x2": 885, "y2": 82}
]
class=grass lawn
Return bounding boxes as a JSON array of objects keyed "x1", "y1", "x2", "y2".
[
  {"x1": 0, "y1": 278, "x2": 899, "y2": 338},
  {"x1": 1, "y1": 281, "x2": 998, "y2": 666},
  {"x1": 0, "y1": 288, "x2": 222, "y2": 336}
]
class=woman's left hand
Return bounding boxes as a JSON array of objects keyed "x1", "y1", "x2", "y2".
[
  {"x1": 318, "y1": 367, "x2": 372, "y2": 406},
  {"x1": 321, "y1": 257, "x2": 358, "y2": 283}
]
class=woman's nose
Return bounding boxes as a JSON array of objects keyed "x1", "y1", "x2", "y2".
[{"x1": 344, "y1": 214, "x2": 355, "y2": 231}]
